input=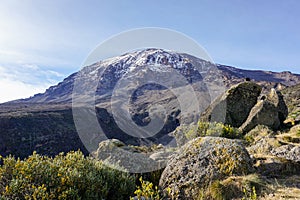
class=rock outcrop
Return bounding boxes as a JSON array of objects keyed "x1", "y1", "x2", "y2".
[
  {"x1": 159, "y1": 137, "x2": 253, "y2": 199},
  {"x1": 239, "y1": 89, "x2": 288, "y2": 133},
  {"x1": 201, "y1": 82, "x2": 288, "y2": 133},
  {"x1": 200, "y1": 82, "x2": 262, "y2": 127},
  {"x1": 93, "y1": 139, "x2": 170, "y2": 173}
]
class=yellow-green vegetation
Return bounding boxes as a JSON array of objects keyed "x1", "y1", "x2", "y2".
[
  {"x1": 289, "y1": 110, "x2": 300, "y2": 125},
  {"x1": 259, "y1": 175, "x2": 300, "y2": 200},
  {"x1": 185, "y1": 121, "x2": 242, "y2": 140},
  {"x1": 130, "y1": 177, "x2": 160, "y2": 200},
  {"x1": 276, "y1": 124, "x2": 300, "y2": 145},
  {"x1": 214, "y1": 145, "x2": 247, "y2": 176},
  {"x1": 199, "y1": 174, "x2": 266, "y2": 200},
  {"x1": 243, "y1": 126, "x2": 281, "y2": 156},
  {"x1": 243, "y1": 125, "x2": 273, "y2": 143},
  {"x1": 0, "y1": 151, "x2": 135, "y2": 200}
]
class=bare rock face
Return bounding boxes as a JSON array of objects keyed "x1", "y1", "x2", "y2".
[
  {"x1": 201, "y1": 81, "x2": 288, "y2": 133},
  {"x1": 271, "y1": 144, "x2": 300, "y2": 162},
  {"x1": 267, "y1": 88, "x2": 289, "y2": 123},
  {"x1": 200, "y1": 82, "x2": 262, "y2": 127},
  {"x1": 239, "y1": 100, "x2": 280, "y2": 133},
  {"x1": 239, "y1": 89, "x2": 288, "y2": 133},
  {"x1": 159, "y1": 137, "x2": 253, "y2": 199}
]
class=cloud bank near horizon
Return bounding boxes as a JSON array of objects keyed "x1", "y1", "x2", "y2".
[{"x1": 0, "y1": 65, "x2": 64, "y2": 103}]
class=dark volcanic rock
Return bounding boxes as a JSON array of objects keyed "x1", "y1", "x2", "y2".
[
  {"x1": 159, "y1": 137, "x2": 253, "y2": 199},
  {"x1": 200, "y1": 82, "x2": 262, "y2": 127},
  {"x1": 239, "y1": 89, "x2": 288, "y2": 133}
]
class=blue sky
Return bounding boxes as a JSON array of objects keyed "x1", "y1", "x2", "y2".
[{"x1": 0, "y1": 0, "x2": 300, "y2": 102}]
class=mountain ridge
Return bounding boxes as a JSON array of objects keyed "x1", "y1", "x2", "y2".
[{"x1": 5, "y1": 48, "x2": 300, "y2": 105}]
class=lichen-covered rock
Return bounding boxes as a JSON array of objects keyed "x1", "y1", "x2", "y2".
[
  {"x1": 239, "y1": 89, "x2": 288, "y2": 133},
  {"x1": 282, "y1": 83, "x2": 300, "y2": 122},
  {"x1": 149, "y1": 151, "x2": 173, "y2": 167},
  {"x1": 239, "y1": 100, "x2": 280, "y2": 133},
  {"x1": 200, "y1": 82, "x2": 262, "y2": 127},
  {"x1": 93, "y1": 139, "x2": 161, "y2": 173},
  {"x1": 247, "y1": 136, "x2": 279, "y2": 156},
  {"x1": 159, "y1": 137, "x2": 253, "y2": 199},
  {"x1": 271, "y1": 144, "x2": 300, "y2": 162}
]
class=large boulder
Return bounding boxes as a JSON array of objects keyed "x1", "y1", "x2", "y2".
[
  {"x1": 159, "y1": 137, "x2": 253, "y2": 199},
  {"x1": 200, "y1": 82, "x2": 262, "y2": 127},
  {"x1": 149, "y1": 151, "x2": 173, "y2": 165},
  {"x1": 239, "y1": 89, "x2": 288, "y2": 133},
  {"x1": 268, "y1": 89, "x2": 288, "y2": 122},
  {"x1": 93, "y1": 139, "x2": 160, "y2": 172}
]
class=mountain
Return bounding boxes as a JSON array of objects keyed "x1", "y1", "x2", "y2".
[
  {"x1": 1, "y1": 48, "x2": 300, "y2": 158},
  {"x1": 10, "y1": 49, "x2": 300, "y2": 104}
]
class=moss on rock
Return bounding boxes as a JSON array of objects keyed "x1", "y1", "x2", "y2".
[{"x1": 159, "y1": 137, "x2": 253, "y2": 199}]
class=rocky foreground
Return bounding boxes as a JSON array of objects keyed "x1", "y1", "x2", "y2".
[
  {"x1": 0, "y1": 49, "x2": 300, "y2": 199},
  {"x1": 95, "y1": 82, "x2": 300, "y2": 199}
]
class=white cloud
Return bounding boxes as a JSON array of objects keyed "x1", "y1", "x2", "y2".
[
  {"x1": 0, "y1": 65, "x2": 64, "y2": 103},
  {"x1": 0, "y1": 78, "x2": 46, "y2": 103},
  {"x1": 0, "y1": 49, "x2": 72, "y2": 69}
]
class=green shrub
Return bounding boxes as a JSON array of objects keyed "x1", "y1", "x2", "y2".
[
  {"x1": 185, "y1": 121, "x2": 242, "y2": 140},
  {"x1": 244, "y1": 135, "x2": 255, "y2": 144},
  {"x1": 130, "y1": 177, "x2": 160, "y2": 200},
  {"x1": 219, "y1": 124, "x2": 241, "y2": 139},
  {"x1": 0, "y1": 151, "x2": 135, "y2": 200},
  {"x1": 242, "y1": 186, "x2": 257, "y2": 200}
]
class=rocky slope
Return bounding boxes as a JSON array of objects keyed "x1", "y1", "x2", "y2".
[{"x1": 93, "y1": 82, "x2": 300, "y2": 199}]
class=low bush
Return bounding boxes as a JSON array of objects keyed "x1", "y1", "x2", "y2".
[
  {"x1": 185, "y1": 121, "x2": 242, "y2": 140},
  {"x1": 0, "y1": 151, "x2": 135, "y2": 199},
  {"x1": 130, "y1": 177, "x2": 160, "y2": 200},
  {"x1": 202, "y1": 174, "x2": 265, "y2": 200}
]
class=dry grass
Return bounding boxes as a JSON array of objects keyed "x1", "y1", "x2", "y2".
[
  {"x1": 260, "y1": 175, "x2": 300, "y2": 200},
  {"x1": 276, "y1": 125, "x2": 300, "y2": 146}
]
